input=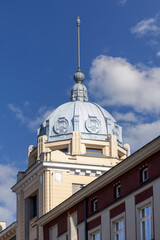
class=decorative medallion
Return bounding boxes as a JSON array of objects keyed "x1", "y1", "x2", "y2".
[
  {"x1": 54, "y1": 117, "x2": 69, "y2": 134},
  {"x1": 85, "y1": 116, "x2": 100, "y2": 133}
]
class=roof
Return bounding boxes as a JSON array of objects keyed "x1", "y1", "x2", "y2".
[
  {"x1": 37, "y1": 101, "x2": 122, "y2": 145},
  {"x1": 0, "y1": 222, "x2": 17, "y2": 239}
]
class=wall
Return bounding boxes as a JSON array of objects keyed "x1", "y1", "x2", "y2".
[{"x1": 43, "y1": 150, "x2": 160, "y2": 240}]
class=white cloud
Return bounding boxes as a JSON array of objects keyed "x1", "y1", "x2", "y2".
[
  {"x1": 113, "y1": 112, "x2": 138, "y2": 123},
  {"x1": 23, "y1": 101, "x2": 30, "y2": 107},
  {"x1": 130, "y1": 16, "x2": 160, "y2": 36},
  {"x1": 124, "y1": 120, "x2": 160, "y2": 152},
  {"x1": 89, "y1": 55, "x2": 160, "y2": 152},
  {"x1": 156, "y1": 51, "x2": 160, "y2": 57},
  {"x1": 88, "y1": 55, "x2": 160, "y2": 113},
  {"x1": 0, "y1": 164, "x2": 18, "y2": 225},
  {"x1": 8, "y1": 104, "x2": 53, "y2": 132},
  {"x1": 119, "y1": 0, "x2": 127, "y2": 5},
  {"x1": 8, "y1": 104, "x2": 26, "y2": 123}
]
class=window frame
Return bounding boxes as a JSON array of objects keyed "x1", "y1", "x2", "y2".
[
  {"x1": 88, "y1": 226, "x2": 101, "y2": 240},
  {"x1": 140, "y1": 205, "x2": 152, "y2": 240},
  {"x1": 114, "y1": 218, "x2": 125, "y2": 240},
  {"x1": 86, "y1": 148, "x2": 102, "y2": 154},
  {"x1": 136, "y1": 197, "x2": 153, "y2": 240},
  {"x1": 91, "y1": 231, "x2": 100, "y2": 240},
  {"x1": 91, "y1": 198, "x2": 98, "y2": 213},
  {"x1": 141, "y1": 168, "x2": 148, "y2": 183},
  {"x1": 29, "y1": 193, "x2": 38, "y2": 220},
  {"x1": 49, "y1": 224, "x2": 58, "y2": 240},
  {"x1": 111, "y1": 212, "x2": 125, "y2": 240},
  {"x1": 114, "y1": 184, "x2": 121, "y2": 199},
  {"x1": 68, "y1": 212, "x2": 78, "y2": 240}
]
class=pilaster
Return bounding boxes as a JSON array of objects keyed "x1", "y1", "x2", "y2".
[
  {"x1": 72, "y1": 131, "x2": 81, "y2": 155},
  {"x1": 37, "y1": 135, "x2": 48, "y2": 160}
]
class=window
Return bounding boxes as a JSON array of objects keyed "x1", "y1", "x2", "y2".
[
  {"x1": 68, "y1": 213, "x2": 77, "y2": 240},
  {"x1": 30, "y1": 194, "x2": 37, "y2": 219},
  {"x1": 49, "y1": 225, "x2": 57, "y2": 240},
  {"x1": 91, "y1": 198, "x2": 98, "y2": 213},
  {"x1": 114, "y1": 219, "x2": 125, "y2": 240},
  {"x1": 91, "y1": 231, "x2": 100, "y2": 240},
  {"x1": 86, "y1": 148, "x2": 102, "y2": 154},
  {"x1": 141, "y1": 168, "x2": 148, "y2": 183},
  {"x1": 72, "y1": 184, "x2": 84, "y2": 194},
  {"x1": 140, "y1": 205, "x2": 152, "y2": 240},
  {"x1": 60, "y1": 148, "x2": 68, "y2": 153},
  {"x1": 114, "y1": 184, "x2": 121, "y2": 199}
]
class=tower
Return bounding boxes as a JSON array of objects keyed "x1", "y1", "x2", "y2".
[{"x1": 11, "y1": 17, "x2": 130, "y2": 240}]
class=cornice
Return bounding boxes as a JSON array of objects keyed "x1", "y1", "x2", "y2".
[
  {"x1": 42, "y1": 161, "x2": 110, "y2": 171},
  {"x1": 12, "y1": 162, "x2": 43, "y2": 193},
  {"x1": 0, "y1": 222, "x2": 17, "y2": 238},
  {"x1": 11, "y1": 160, "x2": 110, "y2": 193}
]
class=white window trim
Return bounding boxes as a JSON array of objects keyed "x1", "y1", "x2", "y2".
[
  {"x1": 116, "y1": 185, "x2": 121, "y2": 198},
  {"x1": 142, "y1": 168, "x2": 148, "y2": 182},
  {"x1": 111, "y1": 212, "x2": 125, "y2": 240},
  {"x1": 92, "y1": 199, "x2": 98, "y2": 212},
  {"x1": 136, "y1": 197, "x2": 153, "y2": 240},
  {"x1": 57, "y1": 231, "x2": 67, "y2": 240},
  {"x1": 88, "y1": 225, "x2": 101, "y2": 240},
  {"x1": 67, "y1": 212, "x2": 77, "y2": 240},
  {"x1": 49, "y1": 224, "x2": 58, "y2": 240}
]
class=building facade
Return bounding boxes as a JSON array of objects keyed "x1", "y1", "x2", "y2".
[{"x1": 37, "y1": 136, "x2": 160, "y2": 240}]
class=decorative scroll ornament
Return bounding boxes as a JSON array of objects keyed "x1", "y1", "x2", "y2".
[
  {"x1": 54, "y1": 117, "x2": 69, "y2": 134},
  {"x1": 85, "y1": 116, "x2": 100, "y2": 133}
]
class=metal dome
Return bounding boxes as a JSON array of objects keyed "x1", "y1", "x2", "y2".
[
  {"x1": 37, "y1": 17, "x2": 123, "y2": 146},
  {"x1": 38, "y1": 101, "x2": 123, "y2": 145}
]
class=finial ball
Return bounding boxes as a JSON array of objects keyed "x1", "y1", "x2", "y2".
[
  {"x1": 76, "y1": 16, "x2": 80, "y2": 26},
  {"x1": 74, "y1": 69, "x2": 85, "y2": 83}
]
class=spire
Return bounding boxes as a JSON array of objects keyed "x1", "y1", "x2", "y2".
[
  {"x1": 71, "y1": 17, "x2": 88, "y2": 102},
  {"x1": 77, "y1": 16, "x2": 80, "y2": 70},
  {"x1": 74, "y1": 16, "x2": 85, "y2": 83}
]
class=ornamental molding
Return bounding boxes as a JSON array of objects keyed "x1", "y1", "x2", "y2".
[
  {"x1": 85, "y1": 116, "x2": 100, "y2": 133},
  {"x1": 12, "y1": 161, "x2": 110, "y2": 193},
  {"x1": 54, "y1": 117, "x2": 69, "y2": 134}
]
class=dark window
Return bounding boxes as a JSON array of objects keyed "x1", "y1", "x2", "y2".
[
  {"x1": 30, "y1": 195, "x2": 37, "y2": 219},
  {"x1": 114, "y1": 184, "x2": 121, "y2": 199},
  {"x1": 141, "y1": 168, "x2": 148, "y2": 183},
  {"x1": 86, "y1": 148, "x2": 102, "y2": 154},
  {"x1": 60, "y1": 148, "x2": 68, "y2": 153},
  {"x1": 91, "y1": 198, "x2": 98, "y2": 213}
]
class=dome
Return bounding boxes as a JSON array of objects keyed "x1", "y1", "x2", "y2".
[
  {"x1": 37, "y1": 16, "x2": 123, "y2": 146},
  {"x1": 38, "y1": 101, "x2": 123, "y2": 145}
]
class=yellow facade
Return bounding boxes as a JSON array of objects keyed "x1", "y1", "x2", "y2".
[{"x1": 10, "y1": 131, "x2": 129, "y2": 240}]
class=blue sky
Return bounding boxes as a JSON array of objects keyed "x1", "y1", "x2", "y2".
[{"x1": 0, "y1": 0, "x2": 160, "y2": 225}]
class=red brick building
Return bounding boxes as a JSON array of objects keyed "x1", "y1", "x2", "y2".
[{"x1": 37, "y1": 136, "x2": 160, "y2": 240}]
